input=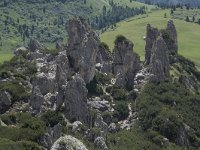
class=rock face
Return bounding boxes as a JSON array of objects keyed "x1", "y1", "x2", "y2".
[
  {"x1": 51, "y1": 135, "x2": 88, "y2": 150},
  {"x1": 96, "y1": 43, "x2": 112, "y2": 64},
  {"x1": 67, "y1": 17, "x2": 99, "y2": 84},
  {"x1": 149, "y1": 36, "x2": 170, "y2": 82},
  {"x1": 164, "y1": 20, "x2": 178, "y2": 55},
  {"x1": 113, "y1": 36, "x2": 141, "y2": 89},
  {"x1": 144, "y1": 22, "x2": 173, "y2": 83},
  {"x1": 62, "y1": 74, "x2": 89, "y2": 123},
  {"x1": 144, "y1": 24, "x2": 160, "y2": 65},
  {"x1": 0, "y1": 91, "x2": 12, "y2": 113}
]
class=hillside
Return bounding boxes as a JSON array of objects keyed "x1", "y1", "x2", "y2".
[
  {"x1": 0, "y1": 16, "x2": 200, "y2": 150},
  {"x1": 100, "y1": 9, "x2": 200, "y2": 68},
  {"x1": 138, "y1": 0, "x2": 200, "y2": 7},
  {"x1": 0, "y1": 0, "x2": 151, "y2": 64}
]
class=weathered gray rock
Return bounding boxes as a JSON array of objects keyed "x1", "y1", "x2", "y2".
[
  {"x1": 108, "y1": 123, "x2": 118, "y2": 133},
  {"x1": 88, "y1": 98, "x2": 111, "y2": 112},
  {"x1": 149, "y1": 36, "x2": 170, "y2": 82},
  {"x1": 53, "y1": 123, "x2": 62, "y2": 140},
  {"x1": 96, "y1": 43, "x2": 113, "y2": 64},
  {"x1": 0, "y1": 91, "x2": 12, "y2": 113},
  {"x1": 50, "y1": 135, "x2": 88, "y2": 150},
  {"x1": 14, "y1": 47, "x2": 28, "y2": 56},
  {"x1": 144, "y1": 24, "x2": 160, "y2": 65},
  {"x1": 94, "y1": 114, "x2": 108, "y2": 138},
  {"x1": 55, "y1": 53, "x2": 72, "y2": 88},
  {"x1": 67, "y1": 17, "x2": 99, "y2": 84},
  {"x1": 30, "y1": 86, "x2": 44, "y2": 113},
  {"x1": 164, "y1": 20, "x2": 178, "y2": 55},
  {"x1": 28, "y1": 39, "x2": 44, "y2": 52},
  {"x1": 113, "y1": 37, "x2": 141, "y2": 89},
  {"x1": 72, "y1": 121, "x2": 83, "y2": 133},
  {"x1": 94, "y1": 137, "x2": 108, "y2": 150},
  {"x1": 32, "y1": 74, "x2": 55, "y2": 96},
  {"x1": 0, "y1": 118, "x2": 7, "y2": 127},
  {"x1": 41, "y1": 133, "x2": 53, "y2": 149},
  {"x1": 63, "y1": 74, "x2": 89, "y2": 123}
]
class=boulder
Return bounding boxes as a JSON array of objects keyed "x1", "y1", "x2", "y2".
[
  {"x1": 94, "y1": 137, "x2": 108, "y2": 150},
  {"x1": 87, "y1": 98, "x2": 111, "y2": 112},
  {"x1": 72, "y1": 121, "x2": 83, "y2": 133},
  {"x1": 51, "y1": 135, "x2": 88, "y2": 150},
  {"x1": 67, "y1": 17, "x2": 99, "y2": 84},
  {"x1": 14, "y1": 47, "x2": 28, "y2": 56},
  {"x1": 108, "y1": 123, "x2": 118, "y2": 133}
]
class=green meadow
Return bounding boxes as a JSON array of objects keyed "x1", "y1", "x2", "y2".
[{"x1": 100, "y1": 9, "x2": 200, "y2": 68}]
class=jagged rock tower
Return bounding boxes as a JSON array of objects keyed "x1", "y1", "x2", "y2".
[
  {"x1": 144, "y1": 20, "x2": 178, "y2": 82},
  {"x1": 67, "y1": 17, "x2": 99, "y2": 84},
  {"x1": 113, "y1": 36, "x2": 141, "y2": 89}
]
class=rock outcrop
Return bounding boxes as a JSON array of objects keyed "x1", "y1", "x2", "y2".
[
  {"x1": 149, "y1": 36, "x2": 170, "y2": 82},
  {"x1": 62, "y1": 74, "x2": 89, "y2": 123},
  {"x1": 96, "y1": 43, "x2": 113, "y2": 73},
  {"x1": 96, "y1": 43, "x2": 112, "y2": 64},
  {"x1": 164, "y1": 20, "x2": 178, "y2": 55},
  {"x1": 51, "y1": 135, "x2": 88, "y2": 150},
  {"x1": 113, "y1": 36, "x2": 141, "y2": 89},
  {"x1": 67, "y1": 17, "x2": 99, "y2": 84},
  {"x1": 28, "y1": 39, "x2": 45, "y2": 52},
  {"x1": 94, "y1": 137, "x2": 108, "y2": 150},
  {"x1": 144, "y1": 22, "x2": 173, "y2": 83},
  {"x1": 144, "y1": 24, "x2": 160, "y2": 65}
]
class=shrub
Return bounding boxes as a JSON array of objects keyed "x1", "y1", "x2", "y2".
[
  {"x1": 137, "y1": 82, "x2": 200, "y2": 148},
  {"x1": 0, "y1": 113, "x2": 46, "y2": 142},
  {"x1": 41, "y1": 110, "x2": 64, "y2": 127},
  {"x1": 114, "y1": 35, "x2": 129, "y2": 45},
  {"x1": 113, "y1": 101, "x2": 129, "y2": 121},
  {"x1": 111, "y1": 86, "x2": 127, "y2": 101}
]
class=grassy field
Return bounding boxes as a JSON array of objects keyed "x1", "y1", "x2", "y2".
[
  {"x1": 172, "y1": 8, "x2": 200, "y2": 22},
  {"x1": 100, "y1": 9, "x2": 200, "y2": 68}
]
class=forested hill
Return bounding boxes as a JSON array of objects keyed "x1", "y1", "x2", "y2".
[
  {"x1": 138, "y1": 0, "x2": 200, "y2": 8},
  {"x1": 0, "y1": 0, "x2": 147, "y2": 53}
]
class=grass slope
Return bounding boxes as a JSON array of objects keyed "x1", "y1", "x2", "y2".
[{"x1": 100, "y1": 9, "x2": 200, "y2": 68}]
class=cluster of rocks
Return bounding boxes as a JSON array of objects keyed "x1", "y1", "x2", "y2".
[
  {"x1": 1, "y1": 15, "x2": 197, "y2": 150},
  {"x1": 132, "y1": 20, "x2": 178, "y2": 92}
]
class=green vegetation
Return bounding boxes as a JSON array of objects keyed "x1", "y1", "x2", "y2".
[
  {"x1": 137, "y1": 82, "x2": 200, "y2": 148},
  {"x1": 106, "y1": 123, "x2": 183, "y2": 150},
  {"x1": 41, "y1": 110, "x2": 65, "y2": 127},
  {"x1": 0, "y1": 113, "x2": 47, "y2": 149},
  {"x1": 100, "y1": 9, "x2": 200, "y2": 68},
  {"x1": 0, "y1": 52, "x2": 37, "y2": 106},
  {"x1": 0, "y1": 0, "x2": 151, "y2": 63}
]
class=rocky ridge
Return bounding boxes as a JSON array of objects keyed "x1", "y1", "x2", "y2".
[{"x1": 0, "y1": 18, "x2": 200, "y2": 150}]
